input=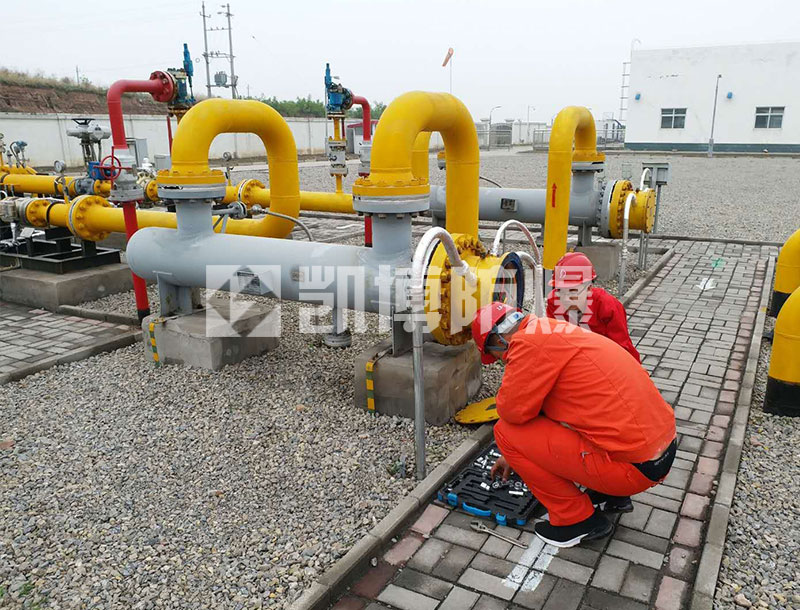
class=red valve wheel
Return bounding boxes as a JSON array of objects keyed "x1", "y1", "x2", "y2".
[{"x1": 98, "y1": 154, "x2": 123, "y2": 180}]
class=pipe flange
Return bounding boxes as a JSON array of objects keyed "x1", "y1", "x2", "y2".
[
  {"x1": 144, "y1": 179, "x2": 159, "y2": 202},
  {"x1": 600, "y1": 179, "x2": 633, "y2": 239},
  {"x1": 14, "y1": 197, "x2": 47, "y2": 227},
  {"x1": 425, "y1": 233, "x2": 487, "y2": 346},
  {"x1": 157, "y1": 168, "x2": 228, "y2": 201},
  {"x1": 237, "y1": 178, "x2": 265, "y2": 206},
  {"x1": 353, "y1": 194, "x2": 429, "y2": 215},
  {"x1": 68, "y1": 194, "x2": 112, "y2": 242},
  {"x1": 148, "y1": 70, "x2": 177, "y2": 103}
]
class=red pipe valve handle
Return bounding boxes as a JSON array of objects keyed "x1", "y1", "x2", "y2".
[{"x1": 98, "y1": 155, "x2": 123, "y2": 181}]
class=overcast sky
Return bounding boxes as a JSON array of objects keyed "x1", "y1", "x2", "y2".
[{"x1": 4, "y1": 0, "x2": 799, "y2": 122}]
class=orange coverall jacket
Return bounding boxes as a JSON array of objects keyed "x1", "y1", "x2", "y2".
[
  {"x1": 496, "y1": 316, "x2": 675, "y2": 464},
  {"x1": 546, "y1": 287, "x2": 641, "y2": 363}
]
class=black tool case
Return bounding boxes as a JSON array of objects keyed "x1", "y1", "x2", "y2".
[{"x1": 438, "y1": 442, "x2": 541, "y2": 527}]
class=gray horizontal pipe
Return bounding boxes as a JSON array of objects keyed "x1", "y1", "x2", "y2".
[
  {"x1": 127, "y1": 204, "x2": 409, "y2": 314},
  {"x1": 430, "y1": 172, "x2": 602, "y2": 227}
]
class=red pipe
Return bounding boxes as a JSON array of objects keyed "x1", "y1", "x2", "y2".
[
  {"x1": 352, "y1": 95, "x2": 373, "y2": 246},
  {"x1": 106, "y1": 72, "x2": 175, "y2": 321},
  {"x1": 166, "y1": 115, "x2": 173, "y2": 152},
  {"x1": 107, "y1": 72, "x2": 175, "y2": 151},
  {"x1": 351, "y1": 95, "x2": 372, "y2": 141}
]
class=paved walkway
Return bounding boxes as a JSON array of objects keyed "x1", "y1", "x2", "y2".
[
  {"x1": 329, "y1": 239, "x2": 775, "y2": 610},
  {"x1": 0, "y1": 301, "x2": 131, "y2": 377}
]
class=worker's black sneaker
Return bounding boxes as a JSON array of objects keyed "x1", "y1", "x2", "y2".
[
  {"x1": 534, "y1": 509, "x2": 613, "y2": 548},
  {"x1": 586, "y1": 489, "x2": 634, "y2": 514}
]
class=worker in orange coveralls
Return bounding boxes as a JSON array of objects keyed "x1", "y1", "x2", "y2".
[
  {"x1": 546, "y1": 252, "x2": 641, "y2": 362},
  {"x1": 472, "y1": 302, "x2": 676, "y2": 547}
]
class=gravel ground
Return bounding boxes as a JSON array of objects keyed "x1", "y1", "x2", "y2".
[
  {"x1": 232, "y1": 151, "x2": 800, "y2": 243},
  {"x1": 715, "y1": 316, "x2": 800, "y2": 610},
  {"x1": 0, "y1": 296, "x2": 473, "y2": 609}
]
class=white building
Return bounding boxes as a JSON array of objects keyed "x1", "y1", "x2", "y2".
[{"x1": 625, "y1": 42, "x2": 800, "y2": 152}]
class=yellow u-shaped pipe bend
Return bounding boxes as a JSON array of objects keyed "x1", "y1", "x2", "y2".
[
  {"x1": 543, "y1": 106, "x2": 605, "y2": 269},
  {"x1": 158, "y1": 98, "x2": 301, "y2": 238},
  {"x1": 352, "y1": 92, "x2": 479, "y2": 237},
  {"x1": 770, "y1": 228, "x2": 800, "y2": 317}
]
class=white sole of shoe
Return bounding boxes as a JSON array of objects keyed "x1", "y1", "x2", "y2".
[{"x1": 532, "y1": 531, "x2": 587, "y2": 548}]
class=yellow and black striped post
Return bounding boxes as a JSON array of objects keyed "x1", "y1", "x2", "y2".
[
  {"x1": 770, "y1": 228, "x2": 800, "y2": 317},
  {"x1": 764, "y1": 286, "x2": 800, "y2": 416},
  {"x1": 148, "y1": 319, "x2": 163, "y2": 368}
]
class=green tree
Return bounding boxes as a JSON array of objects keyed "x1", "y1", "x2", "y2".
[
  {"x1": 347, "y1": 100, "x2": 387, "y2": 120},
  {"x1": 261, "y1": 95, "x2": 326, "y2": 118}
]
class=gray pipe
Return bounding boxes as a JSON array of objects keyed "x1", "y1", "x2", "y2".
[
  {"x1": 127, "y1": 202, "x2": 407, "y2": 314},
  {"x1": 429, "y1": 172, "x2": 601, "y2": 227}
]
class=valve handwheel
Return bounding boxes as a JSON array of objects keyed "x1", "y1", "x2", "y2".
[{"x1": 98, "y1": 154, "x2": 123, "y2": 181}]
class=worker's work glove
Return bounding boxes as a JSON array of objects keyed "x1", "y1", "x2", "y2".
[{"x1": 490, "y1": 455, "x2": 513, "y2": 482}]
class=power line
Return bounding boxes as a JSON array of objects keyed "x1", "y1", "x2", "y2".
[{"x1": 200, "y1": 1, "x2": 238, "y2": 99}]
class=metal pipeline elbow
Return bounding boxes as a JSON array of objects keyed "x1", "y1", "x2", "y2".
[
  {"x1": 157, "y1": 98, "x2": 301, "y2": 238},
  {"x1": 352, "y1": 91, "x2": 479, "y2": 237},
  {"x1": 543, "y1": 106, "x2": 605, "y2": 269}
]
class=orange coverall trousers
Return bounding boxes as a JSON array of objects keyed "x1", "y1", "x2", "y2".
[{"x1": 494, "y1": 416, "x2": 661, "y2": 526}]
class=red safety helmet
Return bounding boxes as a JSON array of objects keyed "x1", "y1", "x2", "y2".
[
  {"x1": 471, "y1": 302, "x2": 522, "y2": 364},
  {"x1": 551, "y1": 251, "x2": 597, "y2": 288}
]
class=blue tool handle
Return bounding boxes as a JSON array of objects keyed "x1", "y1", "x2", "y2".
[{"x1": 461, "y1": 502, "x2": 492, "y2": 518}]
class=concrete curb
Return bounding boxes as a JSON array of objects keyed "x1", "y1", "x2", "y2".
[
  {"x1": 620, "y1": 247, "x2": 676, "y2": 307},
  {"x1": 0, "y1": 330, "x2": 142, "y2": 385},
  {"x1": 56, "y1": 304, "x2": 139, "y2": 326},
  {"x1": 289, "y1": 423, "x2": 495, "y2": 610},
  {"x1": 689, "y1": 255, "x2": 776, "y2": 610}
]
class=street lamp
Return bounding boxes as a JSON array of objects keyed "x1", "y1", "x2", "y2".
[
  {"x1": 527, "y1": 105, "x2": 535, "y2": 144},
  {"x1": 708, "y1": 73, "x2": 722, "y2": 158},
  {"x1": 487, "y1": 105, "x2": 501, "y2": 151}
]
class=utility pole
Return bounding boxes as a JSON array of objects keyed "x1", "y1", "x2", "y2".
[
  {"x1": 220, "y1": 3, "x2": 238, "y2": 99},
  {"x1": 200, "y1": 2, "x2": 212, "y2": 98},
  {"x1": 75, "y1": 66, "x2": 80, "y2": 85},
  {"x1": 200, "y1": 3, "x2": 238, "y2": 100},
  {"x1": 708, "y1": 73, "x2": 722, "y2": 158}
]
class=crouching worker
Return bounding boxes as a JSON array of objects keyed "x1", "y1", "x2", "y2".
[
  {"x1": 547, "y1": 252, "x2": 640, "y2": 362},
  {"x1": 472, "y1": 302, "x2": 676, "y2": 548}
]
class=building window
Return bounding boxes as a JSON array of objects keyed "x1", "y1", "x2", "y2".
[
  {"x1": 661, "y1": 108, "x2": 686, "y2": 129},
  {"x1": 755, "y1": 106, "x2": 784, "y2": 129}
]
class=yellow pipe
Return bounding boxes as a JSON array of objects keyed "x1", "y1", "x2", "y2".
[
  {"x1": 543, "y1": 106, "x2": 605, "y2": 269},
  {"x1": 0, "y1": 164, "x2": 37, "y2": 175},
  {"x1": 764, "y1": 286, "x2": 800, "y2": 415},
  {"x1": 333, "y1": 118, "x2": 344, "y2": 195},
  {"x1": 159, "y1": 98, "x2": 301, "y2": 238},
  {"x1": 352, "y1": 91, "x2": 479, "y2": 237},
  {"x1": 771, "y1": 228, "x2": 800, "y2": 317},
  {"x1": 0, "y1": 173, "x2": 111, "y2": 198},
  {"x1": 235, "y1": 179, "x2": 354, "y2": 214},
  {"x1": 411, "y1": 132, "x2": 432, "y2": 183},
  {"x1": 23, "y1": 195, "x2": 277, "y2": 242}
]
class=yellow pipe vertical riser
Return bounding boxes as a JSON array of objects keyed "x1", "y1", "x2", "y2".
[
  {"x1": 543, "y1": 106, "x2": 605, "y2": 269},
  {"x1": 411, "y1": 132, "x2": 432, "y2": 184}
]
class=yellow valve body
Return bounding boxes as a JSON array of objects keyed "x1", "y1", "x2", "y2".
[
  {"x1": 423, "y1": 234, "x2": 516, "y2": 345},
  {"x1": 605, "y1": 181, "x2": 656, "y2": 238}
]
